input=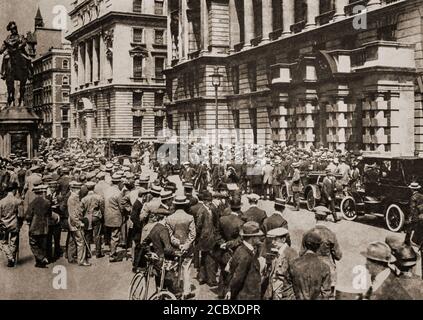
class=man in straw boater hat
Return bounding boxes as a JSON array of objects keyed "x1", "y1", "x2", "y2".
[
  {"x1": 360, "y1": 241, "x2": 411, "y2": 300},
  {"x1": 263, "y1": 227, "x2": 298, "y2": 300},
  {"x1": 227, "y1": 221, "x2": 265, "y2": 300},
  {"x1": 166, "y1": 195, "x2": 196, "y2": 300},
  {"x1": 25, "y1": 184, "x2": 51, "y2": 268}
]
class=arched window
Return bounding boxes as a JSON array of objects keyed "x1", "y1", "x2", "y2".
[
  {"x1": 63, "y1": 59, "x2": 69, "y2": 69},
  {"x1": 62, "y1": 76, "x2": 69, "y2": 85}
]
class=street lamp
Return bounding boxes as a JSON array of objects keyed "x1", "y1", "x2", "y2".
[{"x1": 211, "y1": 67, "x2": 222, "y2": 145}]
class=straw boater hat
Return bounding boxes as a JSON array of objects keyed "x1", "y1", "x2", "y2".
[
  {"x1": 161, "y1": 190, "x2": 175, "y2": 201},
  {"x1": 150, "y1": 185, "x2": 162, "y2": 196},
  {"x1": 240, "y1": 221, "x2": 264, "y2": 237},
  {"x1": 173, "y1": 195, "x2": 189, "y2": 205},
  {"x1": 409, "y1": 182, "x2": 422, "y2": 190},
  {"x1": 266, "y1": 227, "x2": 289, "y2": 238}
]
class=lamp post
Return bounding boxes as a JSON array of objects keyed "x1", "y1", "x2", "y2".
[{"x1": 211, "y1": 67, "x2": 222, "y2": 145}]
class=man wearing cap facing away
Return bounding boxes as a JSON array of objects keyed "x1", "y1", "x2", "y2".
[
  {"x1": 25, "y1": 184, "x2": 52, "y2": 268},
  {"x1": 104, "y1": 174, "x2": 124, "y2": 263},
  {"x1": 301, "y1": 206, "x2": 342, "y2": 298},
  {"x1": 166, "y1": 195, "x2": 197, "y2": 299},
  {"x1": 360, "y1": 241, "x2": 411, "y2": 300},
  {"x1": 241, "y1": 194, "x2": 267, "y2": 227},
  {"x1": 67, "y1": 182, "x2": 90, "y2": 267},
  {"x1": 289, "y1": 230, "x2": 331, "y2": 300},
  {"x1": 263, "y1": 228, "x2": 298, "y2": 300},
  {"x1": 0, "y1": 183, "x2": 23, "y2": 267},
  {"x1": 227, "y1": 221, "x2": 265, "y2": 300},
  {"x1": 81, "y1": 181, "x2": 105, "y2": 259}
]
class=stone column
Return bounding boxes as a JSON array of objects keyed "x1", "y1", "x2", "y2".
[
  {"x1": 281, "y1": 0, "x2": 295, "y2": 37},
  {"x1": 99, "y1": 35, "x2": 105, "y2": 81},
  {"x1": 85, "y1": 111, "x2": 94, "y2": 141},
  {"x1": 261, "y1": 0, "x2": 273, "y2": 43},
  {"x1": 367, "y1": 0, "x2": 382, "y2": 10},
  {"x1": 85, "y1": 39, "x2": 91, "y2": 84},
  {"x1": 93, "y1": 37, "x2": 99, "y2": 83},
  {"x1": 304, "y1": 0, "x2": 319, "y2": 30},
  {"x1": 167, "y1": 9, "x2": 173, "y2": 65},
  {"x1": 333, "y1": 0, "x2": 349, "y2": 21},
  {"x1": 243, "y1": 0, "x2": 254, "y2": 49},
  {"x1": 229, "y1": 0, "x2": 239, "y2": 52},
  {"x1": 27, "y1": 133, "x2": 31, "y2": 159},
  {"x1": 179, "y1": 0, "x2": 188, "y2": 61},
  {"x1": 78, "y1": 43, "x2": 85, "y2": 86},
  {"x1": 201, "y1": 0, "x2": 209, "y2": 53}
]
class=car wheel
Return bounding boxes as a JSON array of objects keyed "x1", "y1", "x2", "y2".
[
  {"x1": 341, "y1": 196, "x2": 358, "y2": 221},
  {"x1": 385, "y1": 204, "x2": 405, "y2": 232},
  {"x1": 281, "y1": 186, "x2": 289, "y2": 203},
  {"x1": 306, "y1": 189, "x2": 316, "y2": 211}
]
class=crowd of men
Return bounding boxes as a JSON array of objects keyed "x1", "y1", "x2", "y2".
[{"x1": 0, "y1": 139, "x2": 422, "y2": 300}]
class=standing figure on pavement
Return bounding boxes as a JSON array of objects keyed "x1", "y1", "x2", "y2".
[
  {"x1": 67, "y1": 181, "x2": 90, "y2": 267},
  {"x1": 289, "y1": 230, "x2": 332, "y2": 300},
  {"x1": 241, "y1": 194, "x2": 267, "y2": 227},
  {"x1": 263, "y1": 228, "x2": 298, "y2": 300},
  {"x1": 166, "y1": 195, "x2": 197, "y2": 300},
  {"x1": 291, "y1": 163, "x2": 301, "y2": 211},
  {"x1": 25, "y1": 184, "x2": 52, "y2": 268},
  {"x1": 262, "y1": 159, "x2": 274, "y2": 200},
  {"x1": 227, "y1": 221, "x2": 265, "y2": 300},
  {"x1": 0, "y1": 184, "x2": 23, "y2": 267},
  {"x1": 322, "y1": 170, "x2": 340, "y2": 222}
]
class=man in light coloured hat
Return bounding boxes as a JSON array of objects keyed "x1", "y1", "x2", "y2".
[
  {"x1": 263, "y1": 227, "x2": 298, "y2": 300},
  {"x1": 360, "y1": 241, "x2": 411, "y2": 300}
]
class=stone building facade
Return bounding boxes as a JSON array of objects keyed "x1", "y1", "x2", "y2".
[
  {"x1": 164, "y1": 0, "x2": 423, "y2": 156},
  {"x1": 66, "y1": 0, "x2": 168, "y2": 153}
]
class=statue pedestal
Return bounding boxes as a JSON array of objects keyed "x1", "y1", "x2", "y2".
[{"x1": 0, "y1": 106, "x2": 40, "y2": 159}]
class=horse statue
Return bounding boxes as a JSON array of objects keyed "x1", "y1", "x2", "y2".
[{"x1": 0, "y1": 21, "x2": 33, "y2": 107}]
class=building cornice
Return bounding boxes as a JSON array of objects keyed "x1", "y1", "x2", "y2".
[
  {"x1": 66, "y1": 11, "x2": 167, "y2": 41},
  {"x1": 70, "y1": 83, "x2": 166, "y2": 96}
]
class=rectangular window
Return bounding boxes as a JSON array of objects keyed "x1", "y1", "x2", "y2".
[
  {"x1": 155, "y1": 29, "x2": 164, "y2": 45},
  {"x1": 62, "y1": 91, "x2": 69, "y2": 102},
  {"x1": 133, "y1": 56, "x2": 143, "y2": 78},
  {"x1": 232, "y1": 65, "x2": 240, "y2": 94},
  {"x1": 62, "y1": 126, "x2": 69, "y2": 138},
  {"x1": 155, "y1": 92, "x2": 164, "y2": 106},
  {"x1": 133, "y1": 0, "x2": 142, "y2": 13},
  {"x1": 155, "y1": 116, "x2": 164, "y2": 136},
  {"x1": 248, "y1": 62, "x2": 257, "y2": 92},
  {"x1": 155, "y1": 0, "x2": 164, "y2": 15},
  {"x1": 133, "y1": 28, "x2": 144, "y2": 43},
  {"x1": 155, "y1": 57, "x2": 165, "y2": 79},
  {"x1": 133, "y1": 116, "x2": 143, "y2": 137},
  {"x1": 62, "y1": 109, "x2": 69, "y2": 122},
  {"x1": 133, "y1": 92, "x2": 143, "y2": 108},
  {"x1": 233, "y1": 109, "x2": 240, "y2": 129},
  {"x1": 62, "y1": 76, "x2": 69, "y2": 85}
]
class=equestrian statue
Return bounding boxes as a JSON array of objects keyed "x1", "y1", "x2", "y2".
[{"x1": 0, "y1": 21, "x2": 33, "y2": 107}]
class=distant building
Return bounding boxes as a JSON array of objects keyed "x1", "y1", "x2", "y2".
[
  {"x1": 66, "y1": 0, "x2": 167, "y2": 154},
  {"x1": 165, "y1": 0, "x2": 423, "y2": 157},
  {"x1": 24, "y1": 7, "x2": 72, "y2": 139}
]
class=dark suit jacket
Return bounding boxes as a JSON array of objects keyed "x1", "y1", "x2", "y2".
[
  {"x1": 242, "y1": 206, "x2": 267, "y2": 226},
  {"x1": 229, "y1": 243, "x2": 262, "y2": 300},
  {"x1": 25, "y1": 196, "x2": 52, "y2": 236},
  {"x1": 366, "y1": 271, "x2": 412, "y2": 300},
  {"x1": 289, "y1": 251, "x2": 332, "y2": 300},
  {"x1": 262, "y1": 213, "x2": 288, "y2": 234},
  {"x1": 131, "y1": 199, "x2": 143, "y2": 229},
  {"x1": 195, "y1": 203, "x2": 217, "y2": 251},
  {"x1": 398, "y1": 273, "x2": 423, "y2": 300},
  {"x1": 219, "y1": 214, "x2": 244, "y2": 249},
  {"x1": 147, "y1": 223, "x2": 175, "y2": 259}
]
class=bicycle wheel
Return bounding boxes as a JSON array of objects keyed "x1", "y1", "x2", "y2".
[
  {"x1": 129, "y1": 273, "x2": 148, "y2": 300},
  {"x1": 150, "y1": 290, "x2": 177, "y2": 301}
]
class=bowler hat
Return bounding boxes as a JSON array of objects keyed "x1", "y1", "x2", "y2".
[
  {"x1": 361, "y1": 242, "x2": 394, "y2": 263},
  {"x1": 240, "y1": 221, "x2": 264, "y2": 237}
]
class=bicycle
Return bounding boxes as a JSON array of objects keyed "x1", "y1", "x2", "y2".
[{"x1": 129, "y1": 251, "x2": 184, "y2": 300}]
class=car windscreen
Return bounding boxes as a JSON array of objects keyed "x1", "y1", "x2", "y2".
[{"x1": 402, "y1": 159, "x2": 423, "y2": 184}]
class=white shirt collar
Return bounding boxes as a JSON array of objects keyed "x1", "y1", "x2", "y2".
[
  {"x1": 243, "y1": 240, "x2": 254, "y2": 253},
  {"x1": 372, "y1": 268, "x2": 391, "y2": 291}
]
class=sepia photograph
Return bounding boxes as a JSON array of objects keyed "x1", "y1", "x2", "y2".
[{"x1": 0, "y1": 0, "x2": 422, "y2": 305}]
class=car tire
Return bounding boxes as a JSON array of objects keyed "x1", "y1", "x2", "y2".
[
  {"x1": 340, "y1": 196, "x2": 358, "y2": 221},
  {"x1": 385, "y1": 204, "x2": 405, "y2": 232},
  {"x1": 306, "y1": 189, "x2": 316, "y2": 211}
]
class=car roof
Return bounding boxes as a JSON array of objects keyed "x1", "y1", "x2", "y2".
[{"x1": 362, "y1": 155, "x2": 423, "y2": 161}]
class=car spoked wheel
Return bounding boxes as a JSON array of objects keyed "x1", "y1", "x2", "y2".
[
  {"x1": 341, "y1": 196, "x2": 358, "y2": 221},
  {"x1": 385, "y1": 204, "x2": 405, "y2": 232},
  {"x1": 306, "y1": 190, "x2": 316, "y2": 211},
  {"x1": 150, "y1": 291, "x2": 177, "y2": 300}
]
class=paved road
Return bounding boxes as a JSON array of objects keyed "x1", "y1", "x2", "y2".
[{"x1": 0, "y1": 173, "x2": 415, "y2": 299}]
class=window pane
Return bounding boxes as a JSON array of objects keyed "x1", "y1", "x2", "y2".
[
  {"x1": 133, "y1": 28, "x2": 143, "y2": 43},
  {"x1": 133, "y1": 56, "x2": 143, "y2": 78},
  {"x1": 133, "y1": 0, "x2": 142, "y2": 13},
  {"x1": 155, "y1": 58, "x2": 164, "y2": 78},
  {"x1": 155, "y1": 0, "x2": 164, "y2": 15},
  {"x1": 133, "y1": 116, "x2": 143, "y2": 136},
  {"x1": 155, "y1": 30, "x2": 164, "y2": 44},
  {"x1": 133, "y1": 92, "x2": 143, "y2": 108}
]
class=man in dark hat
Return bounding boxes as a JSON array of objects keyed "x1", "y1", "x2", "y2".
[
  {"x1": 0, "y1": 183, "x2": 23, "y2": 267},
  {"x1": 25, "y1": 185, "x2": 52, "y2": 268},
  {"x1": 241, "y1": 194, "x2": 267, "y2": 227},
  {"x1": 227, "y1": 221, "x2": 265, "y2": 300},
  {"x1": 289, "y1": 230, "x2": 331, "y2": 300},
  {"x1": 393, "y1": 245, "x2": 423, "y2": 299}
]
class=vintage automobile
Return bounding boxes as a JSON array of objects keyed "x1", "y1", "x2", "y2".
[
  {"x1": 340, "y1": 156, "x2": 423, "y2": 232},
  {"x1": 281, "y1": 171, "x2": 344, "y2": 211}
]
